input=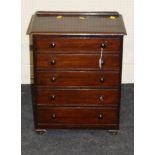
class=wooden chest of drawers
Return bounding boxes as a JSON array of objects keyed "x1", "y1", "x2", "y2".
[{"x1": 27, "y1": 11, "x2": 126, "y2": 134}]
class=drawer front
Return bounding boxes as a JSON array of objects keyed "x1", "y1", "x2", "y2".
[
  {"x1": 35, "y1": 54, "x2": 120, "y2": 70},
  {"x1": 36, "y1": 71, "x2": 120, "y2": 87},
  {"x1": 34, "y1": 36, "x2": 121, "y2": 53},
  {"x1": 37, "y1": 107, "x2": 118, "y2": 125},
  {"x1": 36, "y1": 89, "x2": 119, "y2": 106}
]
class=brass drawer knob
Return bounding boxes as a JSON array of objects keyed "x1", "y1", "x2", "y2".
[
  {"x1": 101, "y1": 43, "x2": 107, "y2": 49},
  {"x1": 51, "y1": 59, "x2": 56, "y2": 65},
  {"x1": 50, "y1": 95, "x2": 56, "y2": 100},
  {"x1": 98, "y1": 114, "x2": 103, "y2": 119},
  {"x1": 50, "y1": 42, "x2": 56, "y2": 48},
  {"x1": 100, "y1": 77, "x2": 104, "y2": 83},
  {"x1": 51, "y1": 76, "x2": 56, "y2": 82},
  {"x1": 51, "y1": 113, "x2": 56, "y2": 119},
  {"x1": 99, "y1": 96, "x2": 104, "y2": 101}
]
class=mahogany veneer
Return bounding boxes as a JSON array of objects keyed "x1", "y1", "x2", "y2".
[
  {"x1": 34, "y1": 36, "x2": 121, "y2": 53},
  {"x1": 27, "y1": 11, "x2": 126, "y2": 134},
  {"x1": 35, "y1": 54, "x2": 121, "y2": 70}
]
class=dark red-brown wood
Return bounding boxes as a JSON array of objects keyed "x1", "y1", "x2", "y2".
[
  {"x1": 35, "y1": 53, "x2": 121, "y2": 70},
  {"x1": 34, "y1": 36, "x2": 121, "y2": 53},
  {"x1": 27, "y1": 11, "x2": 126, "y2": 132},
  {"x1": 36, "y1": 71, "x2": 120, "y2": 87},
  {"x1": 35, "y1": 88, "x2": 119, "y2": 106},
  {"x1": 37, "y1": 107, "x2": 118, "y2": 125},
  {"x1": 27, "y1": 11, "x2": 127, "y2": 35}
]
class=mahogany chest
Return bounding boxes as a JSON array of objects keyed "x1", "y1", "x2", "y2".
[{"x1": 27, "y1": 11, "x2": 126, "y2": 134}]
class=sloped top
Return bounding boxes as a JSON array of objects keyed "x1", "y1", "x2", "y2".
[{"x1": 27, "y1": 11, "x2": 127, "y2": 35}]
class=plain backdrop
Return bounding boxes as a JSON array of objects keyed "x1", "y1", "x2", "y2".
[{"x1": 21, "y1": 0, "x2": 134, "y2": 84}]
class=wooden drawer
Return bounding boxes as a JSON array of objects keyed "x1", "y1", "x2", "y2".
[
  {"x1": 36, "y1": 71, "x2": 120, "y2": 87},
  {"x1": 35, "y1": 54, "x2": 120, "y2": 70},
  {"x1": 37, "y1": 107, "x2": 119, "y2": 126},
  {"x1": 34, "y1": 36, "x2": 121, "y2": 53},
  {"x1": 36, "y1": 89, "x2": 119, "y2": 106}
]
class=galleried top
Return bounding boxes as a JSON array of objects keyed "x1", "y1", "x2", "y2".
[{"x1": 27, "y1": 11, "x2": 127, "y2": 35}]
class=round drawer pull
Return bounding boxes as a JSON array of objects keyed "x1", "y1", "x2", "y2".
[
  {"x1": 50, "y1": 95, "x2": 56, "y2": 100},
  {"x1": 100, "y1": 77, "x2": 104, "y2": 83},
  {"x1": 51, "y1": 59, "x2": 56, "y2": 65},
  {"x1": 50, "y1": 42, "x2": 56, "y2": 48},
  {"x1": 98, "y1": 114, "x2": 103, "y2": 119},
  {"x1": 51, "y1": 113, "x2": 56, "y2": 119},
  {"x1": 51, "y1": 76, "x2": 56, "y2": 82},
  {"x1": 99, "y1": 96, "x2": 104, "y2": 101},
  {"x1": 101, "y1": 43, "x2": 107, "y2": 49}
]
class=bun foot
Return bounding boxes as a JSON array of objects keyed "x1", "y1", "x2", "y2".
[
  {"x1": 108, "y1": 130, "x2": 119, "y2": 135},
  {"x1": 35, "y1": 129, "x2": 47, "y2": 135}
]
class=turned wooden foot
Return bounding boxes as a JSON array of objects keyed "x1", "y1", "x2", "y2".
[
  {"x1": 35, "y1": 129, "x2": 47, "y2": 135},
  {"x1": 108, "y1": 130, "x2": 119, "y2": 135}
]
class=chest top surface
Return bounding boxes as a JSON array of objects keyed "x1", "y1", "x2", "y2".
[{"x1": 27, "y1": 11, "x2": 126, "y2": 35}]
